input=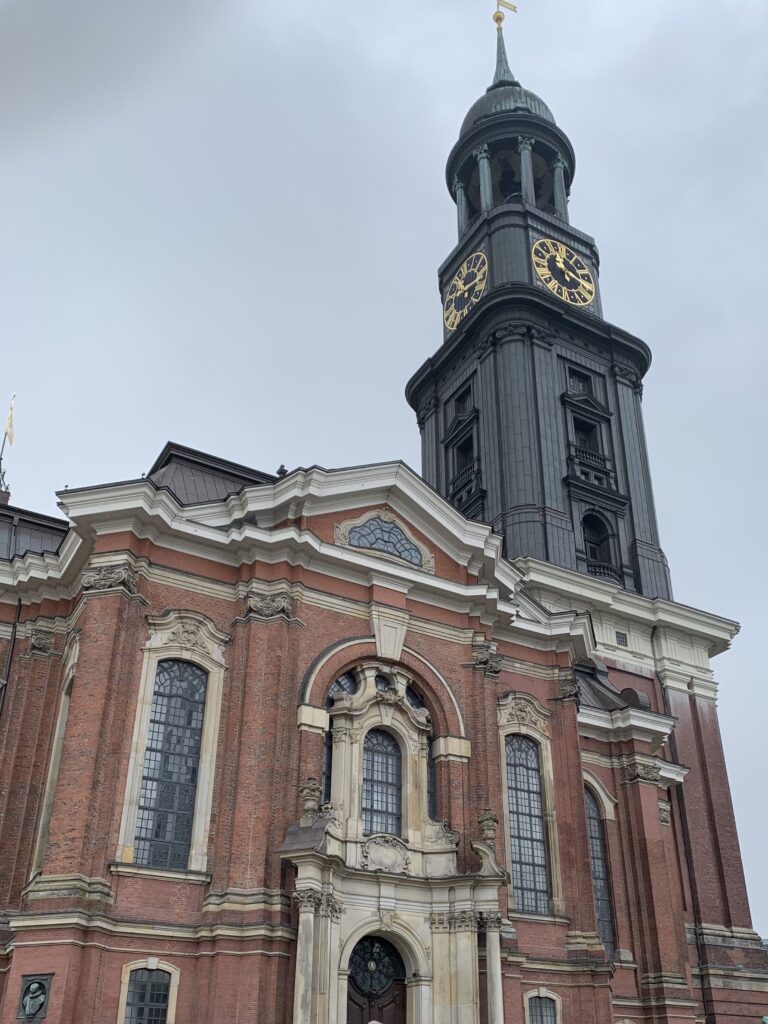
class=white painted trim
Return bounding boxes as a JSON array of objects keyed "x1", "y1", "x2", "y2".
[
  {"x1": 577, "y1": 706, "x2": 675, "y2": 750},
  {"x1": 115, "y1": 959, "x2": 180, "y2": 1024}
]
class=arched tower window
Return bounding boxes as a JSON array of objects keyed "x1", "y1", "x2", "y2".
[
  {"x1": 506, "y1": 734, "x2": 550, "y2": 915},
  {"x1": 134, "y1": 659, "x2": 208, "y2": 870},
  {"x1": 582, "y1": 514, "x2": 612, "y2": 565},
  {"x1": 362, "y1": 729, "x2": 402, "y2": 836},
  {"x1": 529, "y1": 995, "x2": 558, "y2": 1024},
  {"x1": 124, "y1": 968, "x2": 171, "y2": 1024},
  {"x1": 585, "y1": 787, "x2": 616, "y2": 959}
]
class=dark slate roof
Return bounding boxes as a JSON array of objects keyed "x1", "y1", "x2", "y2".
[
  {"x1": 0, "y1": 504, "x2": 69, "y2": 561},
  {"x1": 148, "y1": 442, "x2": 277, "y2": 506},
  {"x1": 574, "y1": 660, "x2": 628, "y2": 712},
  {"x1": 460, "y1": 84, "x2": 556, "y2": 137}
]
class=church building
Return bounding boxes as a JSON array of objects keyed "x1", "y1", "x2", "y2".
[{"x1": 0, "y1": 15, "x2": 766, "y2": 1024}]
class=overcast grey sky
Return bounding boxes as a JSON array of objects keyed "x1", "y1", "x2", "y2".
[{"x1": 1, "y1": 0, "x2": 766, "y2": 934}]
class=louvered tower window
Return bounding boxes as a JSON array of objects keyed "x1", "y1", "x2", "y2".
[
  {"x1": 134, "y1": 659, "x2": 208, "y2": 870},
  {"x1": 505, "y1": 734, "x2": 550, "y2": 915}
]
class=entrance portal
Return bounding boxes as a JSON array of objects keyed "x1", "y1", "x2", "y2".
[{"x1": 347, "y1": 936, "x2": 407, "y2": 1024}]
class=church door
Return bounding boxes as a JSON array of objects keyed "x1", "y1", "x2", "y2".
[{"x1": 347, "y1": 936, "x2": 407, "y2": 1024}]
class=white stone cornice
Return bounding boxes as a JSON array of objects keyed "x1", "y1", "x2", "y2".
[{"x1": 577, "y1": 706, "x2": 676, "y2": 751}]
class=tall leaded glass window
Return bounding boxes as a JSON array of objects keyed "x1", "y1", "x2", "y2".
[
  {"x1": 585, "y1": 787, "x2": 615, "y2": 959},
  {"x1": 505, "y1": 734, "x2": 550, "y2": 915},
  {"x1": 124, "y1": 969, "x2": 170, "y2": 1024},
  {"x1": 529, "y1": 995, "x2": 557, "y2": 1024},
  {"x1": 134, "y1": 659, "x2": 208, "y2": 870},
  {"x1": 362, "y1": 729, "x2": 402, "y2": 836}
]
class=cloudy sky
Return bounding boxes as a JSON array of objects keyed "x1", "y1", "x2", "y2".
[{"x1": 1, "y1": 0, "x2": 767, "y2": 934}]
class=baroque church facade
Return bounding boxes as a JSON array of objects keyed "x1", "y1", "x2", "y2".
[{"x1": 0, "y1": 20, "x2": 766, "y2": 1024}]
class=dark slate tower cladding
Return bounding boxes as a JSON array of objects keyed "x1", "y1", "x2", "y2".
[{"x1": 406, "y1": 19, "x2": 672, "y2": 600}]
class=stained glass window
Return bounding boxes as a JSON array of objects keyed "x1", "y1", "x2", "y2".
[
  {"x1": 585, "y1": 787, "x2": 615, "y2": 959},
  {"x1": 348, "y1": 517, "x2": 423, "y2": 567},
  {"x1": 362, "y1": 729, "x2": 402, "y2": 836},
  {"x1": 134, "y1": 659, "x2": 208, "y2": 871},
  {"x1": 124, "y1": 969, "x2": 170, "y2": 1024},
  {"x1": 506, "y1": 734, "x2": 550, "y2": 915},
  {"x1": 529, "y1": 995, "x2": 557, "y2": 1024}
]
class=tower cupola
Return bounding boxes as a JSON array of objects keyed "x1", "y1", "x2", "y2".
[{"x1": 447, "y1": 20, "x2": 575, "y2": 234}]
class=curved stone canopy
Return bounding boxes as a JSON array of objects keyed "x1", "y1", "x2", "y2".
[{"x1": 460, "y1": 83, "x2": 556, "y2": 137}]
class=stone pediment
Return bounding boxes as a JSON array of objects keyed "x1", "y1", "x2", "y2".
[
  {"x1": 561, "y1": 390, "x2": 612, "y2": 418},
  {"x1": 441, "y1": 409, "x2": 477, "y2": 446}
]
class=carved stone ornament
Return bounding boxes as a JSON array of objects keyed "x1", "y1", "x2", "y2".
[
  {"x1": 472, "y1": 643, "x2": 503, "y2": 676},
  {"x1": 478, "y1": 808, "x2": 499, "y2": 841},
  {"x1": 612, "y1": 364, "x2": 643, "y2": 396},
  {"x1": 245, "y1": 589, "x2": 293, "y2": 620},
  {"x1": 298, "y1": 777, "x2": 323, "y2": 815},
  {"x1": 168, "y1": 622, "x2": 210, "y2": 654},
  {"x1": 293, "y1": 888, "x2": 323, "y2": 913},
  {"x1": 478, "y1": 911, "x2": 503, "y2": 931},
  {"x1": 378, "y1": 909, "x2": 398, "y2": 930},
  {"x1": 361, "y1": 835, "x2": 410, "y2": 875},
  {"x1": 423, "y1": 818, "x2": 460, "y2": 848},
  {"x1": 317, "y1": 893, "x2": 345, "y2": 921},
  {"x1": 16, "y1": 974, "x2": 52, "y2": 1021},
  {"x1": 658, "y1": 800, "x2": 672, "y2": 825},
  {"x1": 497, "y1": 691, "x2": 552, "y2": 737},
  {"x1": 82, "y1": 563, "x2": 137, "y2": 595},
  {"x1": 416, "y1": 392, "x2": 438, "y2": 428},
  {"x1": 624, "y1": 760, "x2": 661, "y2": 785},
  {"x1": 558, "y1": 674, "x2": 580, "y2": 702},
  {"x1": 493, "y1": 323, "x2": 529, "y2": 345},
  {"x1": 147, "y1": 610, "x2": 230, "y2": 667},
  {"x1": 28, "y1": 628, "x2": 54, "y2": 655},
  {"x1": 429, "y1": 910, "x2": 479, "y2": 932}
]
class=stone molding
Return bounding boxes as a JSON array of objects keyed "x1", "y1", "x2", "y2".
[
  {"x1": 429, "y1": 909, "x2": 480, "y2": 932},
  {"x1": 82, "y1": 562, "x2": 137, "y2": 595},
  {"x1": 472, "y1": 641, "x2": 503, "y2": 675},
  {"x1": 293, "y1": 889, "x2": 345, "y2": 921},
  {"x1": 28, "y1": 626, "x2": 55, "y2": 656},
  {"x1": 497, "y1": 691, "x2": 552, "y2": 736},
  {"x1": 146, "y1": 609, "x2": 230, "y2": 667}
]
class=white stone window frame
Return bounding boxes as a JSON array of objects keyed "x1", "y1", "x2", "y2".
[
  {"x1": 334, "y1": 509, "x2": 436, "y2": 574},
  {"x1": 497, "y1": 692, "x2": 565, "y2": 918},
  {"x1": 115, "y1": 610, "x2": 229, "y2": 875},
  {"x1": 523, "y1": 987, "x2": 562, "y2": 1024},
  {"x1": 30, "y1": 633, "x2": 80, "y2": 879},
  {"x1": 116, "y1": 959, "x2": 180, "y2": 1024},
  {"x1": 327, "y1": 665, "x2": 435, "y2": 849}
]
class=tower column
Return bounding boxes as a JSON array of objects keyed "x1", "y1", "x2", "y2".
[
  {"x1": 453, "y1": 175, "x2": 470, "y2": 235},
  {"x1": 552, "y1": 155, "x2": 569, "y2": 222},
  {"x1": 474, "y1": 144, "x2": 494, "y2": 212},
  {"x1": 517, "y1": 136, "x2": 536, "y2": 204}
]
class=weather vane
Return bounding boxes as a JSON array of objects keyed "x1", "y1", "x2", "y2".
[{"x1": 494, "y1": 0, "x2": 518, "y2": 25}]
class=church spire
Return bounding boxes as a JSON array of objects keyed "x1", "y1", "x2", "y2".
[{"x1": 490, "y1": 11, "x2": 519, "y2": 89}]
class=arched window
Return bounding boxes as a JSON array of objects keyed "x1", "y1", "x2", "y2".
[
  {"x1": 124, "y1": 968, "x2": 171, "y2": 1024},
  {"x1": 585, "y1": 787, "x2": 615, "y2": 959},
  {"x1": 134, "y1": 660, "x2": 208, "y2": 870},
  {"x1": 362, "y1": 729, "x2": 402, "y2": 836},
  {"x1": 582, "y1": 514, "x2": 612, "y2": 565},
  {"x1": 506, "y1": 734, "x2": 550, "y2": 915},
  {"x1": 529, "y1": 995, "x2": 558, "y2": 1024}
]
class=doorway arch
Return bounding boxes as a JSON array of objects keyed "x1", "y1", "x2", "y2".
[{"x1": 347, "y1": 935, "x2": 406, "y2": 1024}]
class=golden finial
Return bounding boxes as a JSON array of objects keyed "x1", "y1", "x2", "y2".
[{"x1": 494, "y1": 0, "x2": 518, "y2": 25}]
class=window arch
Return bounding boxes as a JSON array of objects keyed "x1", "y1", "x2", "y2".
[
  {"x1": 582, "y1": 513, "x2": 612, "y2": 565},
  {"x1": 529, "y1": 995, "x2": 558, "y2": 1024},
  {"x1": 362, "y1": 729, "x2": 402, "y2": 836},
  {"x1": 506, "y1": 734, "x2": 550, "y2": 915},
  {"x1": 134, "y1": 659, "x2": 208, "y2": 870},
  {"x1": 585, "y1": 787, "x2": 616, "y2": 959},
  {"x1": 124, "y1": 968, "x2": 171, "y2": 1023}
]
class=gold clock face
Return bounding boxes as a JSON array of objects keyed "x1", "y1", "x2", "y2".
[
  {"x1": 531, "y1": 238, "x2": 595, "y2": 306},
  {"x1": 443, "y1": 251, "x2": 488, "y2": 330}
]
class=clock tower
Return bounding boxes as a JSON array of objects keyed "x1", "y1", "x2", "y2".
[{"x1": 406, "y1": 17, "x2": 672, "y2": 600}]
